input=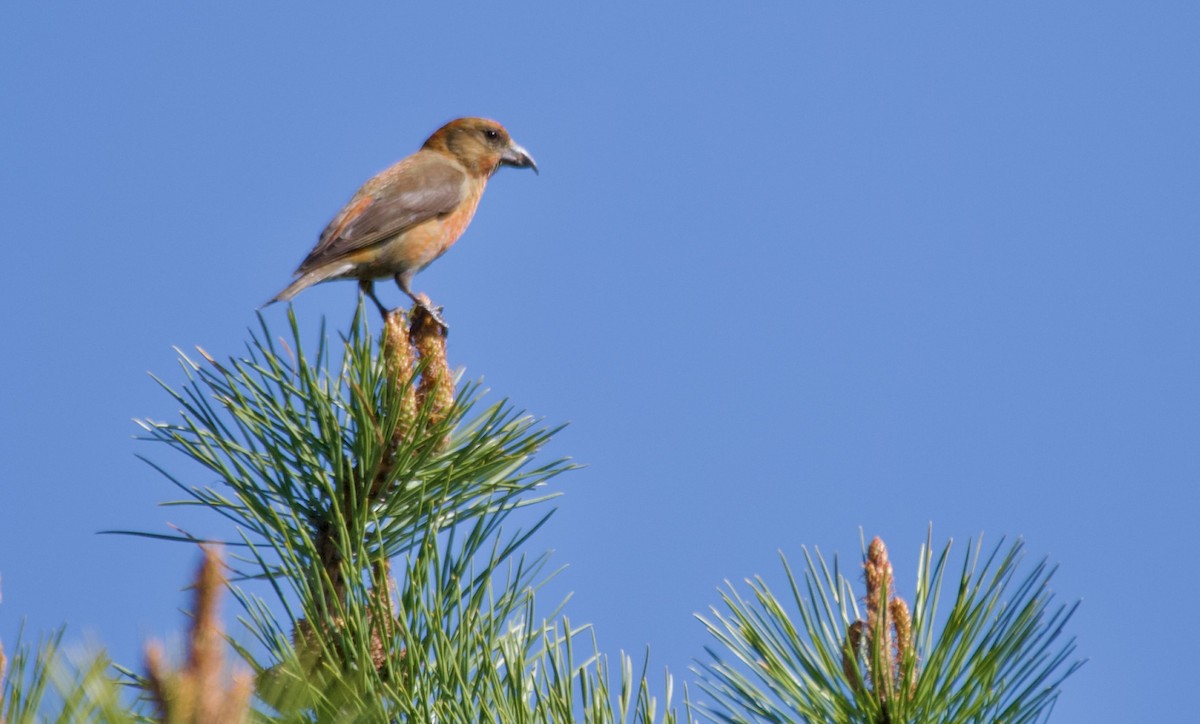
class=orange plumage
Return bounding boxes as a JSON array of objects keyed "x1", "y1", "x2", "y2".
[{"x1": 269, "y1": 117, "x2": 537, "y2": 324}]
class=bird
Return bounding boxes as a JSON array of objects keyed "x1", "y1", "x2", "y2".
[{"x1": 268, "y1": 117, "x2": 537, "y2": 326}]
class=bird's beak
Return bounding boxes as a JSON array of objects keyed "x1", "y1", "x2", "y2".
[{"x1": 501, "y1": 141, "x2": 538, "y2": 174}]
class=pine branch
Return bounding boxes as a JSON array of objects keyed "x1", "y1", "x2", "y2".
[
  {"x1": 129, "y1": 302, "x2": 689, "y2": 720},
  {"x1": 143, "y1": 547, "x2": 253, "y2": 724},
  {"x1": 694, "y1": 531, "x2": 1083, "y2": 723}
]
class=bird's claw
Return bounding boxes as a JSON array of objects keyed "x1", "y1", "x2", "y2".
[
  {"x1": 421, "y1": 302, "x2": 449, "y2": 332},
  {"x1": 408, "y1": 296, "x2": 449, "y2": 334}
]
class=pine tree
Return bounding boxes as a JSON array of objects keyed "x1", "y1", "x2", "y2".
[{"x1": 0, "y1": 305, "x2": 1080, "y2": 722}]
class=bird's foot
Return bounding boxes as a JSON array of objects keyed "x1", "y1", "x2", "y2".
[
  {"x1": 409, "y1": 293, "x2": 449, "y2": 334},
  {"x1": 420, "y1": 302, "x2": 449, "y2": 332}
]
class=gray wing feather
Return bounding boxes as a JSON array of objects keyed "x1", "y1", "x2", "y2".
[{"x1": 297, "y1": 156, "x2": 466, "y2": 273}]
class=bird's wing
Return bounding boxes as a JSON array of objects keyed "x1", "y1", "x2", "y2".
[{"x1": 297, "y1": 153, "x2": 468, "y2": 272}]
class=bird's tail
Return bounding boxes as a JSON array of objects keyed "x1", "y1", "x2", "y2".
[{"x1": 262, "y1": 263, "x2": 353, "y2": 308}]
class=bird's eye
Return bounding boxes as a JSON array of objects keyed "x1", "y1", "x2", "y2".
[{"x1": 483, "y1": 128, "x2": 500, "y2": 141}]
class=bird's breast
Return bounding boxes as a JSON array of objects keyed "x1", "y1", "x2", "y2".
[{"x1": 436, "y1": 181, "x2": 486, "y2": 248}]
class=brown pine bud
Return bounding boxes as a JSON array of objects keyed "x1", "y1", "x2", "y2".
[
  {"x1": 382, "y1": 309, "x2": 418, "y2": 443},
  {"x1": 842, "y1": 620, "x2": 867, "y2": 692},
  {"x1": 410, "y1": 295, "x2": 454, "y2": 434},
  {"x1": 891, "y1": 597, "x2": 914, "y2": 693}
]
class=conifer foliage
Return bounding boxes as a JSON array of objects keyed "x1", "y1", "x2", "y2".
[
  {"x1": 127, "y1": 303, "x2": 682, "y2": 721},
  {"x1": 0, "y1": 304, "x2": 1080, "y2": 722}
]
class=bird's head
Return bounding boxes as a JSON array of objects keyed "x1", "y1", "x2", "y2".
[{"x1": 423, "y1": 117, "x2": 538, "y2": 177}]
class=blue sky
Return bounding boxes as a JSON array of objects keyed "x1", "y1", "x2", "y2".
[{"x1": 2, "y1": 3, "x2": 1197, "y2": 720}]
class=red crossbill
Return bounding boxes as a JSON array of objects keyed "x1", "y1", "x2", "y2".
[{"x1": 268, "y1": 117, "x2": 537, "y2": 325}]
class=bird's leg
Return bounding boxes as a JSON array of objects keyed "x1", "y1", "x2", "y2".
[
  {"x1": 394, "y1": 273, "x2": 448, "y2": 330},
  {"x1": 359, "y1": 279, "x2": 390, "y2": 318}
]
